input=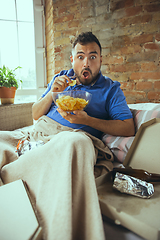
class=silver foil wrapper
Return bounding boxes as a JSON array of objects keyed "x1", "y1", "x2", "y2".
[{"x1": 113, "y1": 172, "x2": 154, "y2": 198}]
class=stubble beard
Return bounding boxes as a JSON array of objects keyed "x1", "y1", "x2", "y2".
[{"x1": 74, "y1": 68, "x2": 101, "y2": 86}]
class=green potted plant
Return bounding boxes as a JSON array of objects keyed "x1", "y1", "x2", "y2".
[{"x1": 0, "y1": 65, "x2": 22, "y2": 104}]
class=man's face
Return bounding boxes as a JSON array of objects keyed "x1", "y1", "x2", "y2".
[{"x1": 70, "y1": 42, "x2": 102, "y2": 85}]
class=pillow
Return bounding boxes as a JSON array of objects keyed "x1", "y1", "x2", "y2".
[
  {"x1": 131, "y1": 108, "x2": 160, "y2": 132},
  {"x1": 152, "y1": 104, "x2": 160, "y2": 111},
  {"x1": 102, "y1": 134, "x2": 134, "y2": 163},
  {"x1": 102, "y1": 106, "x2": 160, "y2": 163}
]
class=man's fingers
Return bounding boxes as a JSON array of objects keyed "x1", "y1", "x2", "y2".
[{"x1": 52, "y1": 76, "x2": 69, "y2": 92}]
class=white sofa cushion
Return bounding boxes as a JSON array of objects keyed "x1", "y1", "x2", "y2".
[{"x1": 102, "y1": 104, "x2": 160, "y2": 163}]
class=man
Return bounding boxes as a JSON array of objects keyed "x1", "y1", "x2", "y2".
[
  {"x1": 0, "y1": 32, "x2": 135, "y2": 240},
  {"x1": 32, "y1": 32, "x2": 134, "y2": 139}
]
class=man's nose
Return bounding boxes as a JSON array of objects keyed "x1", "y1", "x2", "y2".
[{"x1": 83, "y1": 57, "x2": 89, "y2": 67}]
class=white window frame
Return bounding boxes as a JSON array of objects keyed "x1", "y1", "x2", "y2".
[{"x1": 16, "y1": 0, "x2": 46, "y2": 100}]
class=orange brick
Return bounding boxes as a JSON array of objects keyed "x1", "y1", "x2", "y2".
[
  {"x1": 111, "y1": 36, "x2": 128, "y2": 50},
  {"x1": 120, "y1": 46, "x2": 135, "y2": 55},
  {"x1": 123, "y1": 90, "x2": 146, "y2": 100},
  {"x1": 104, "y1": 56, "x2": 124, "y2": 65},
  {"x1": 68, "y1": 20, "x2": 80, "y2": 28},
  {"x1": 144, "y1": 4, "x2": 160, "y2": 12},
  {"x1": 58, "y1": 7, "x2": 67, "y2": 16},
  {"x1": 120, "y1": 82, "x2": 135, "y2": 90},
  {"x1": 136, "y1": 81, "x2": 153, "y2": 90},
  {"x1": 143, "y1": 23, "x2": 159, "y2": 33},
  {"x1": 105, "y1": 72, "x2": 129, "y2": 82},
  {"x1": 141, "y1": 62, "x2": 157, "y2": 71},
  {"x1": 54, "y1": 14, "x2": 74, "y2": 24},
  {"x1": 110, "y1": 65, "x2": 127, "y2": 72},
  {"x1": 154, "y1": 81, "x2": 160, "y2": 89},
  {"x1": 54, "y1": 31, "x2": 61, "y2": 38},
  {"x1": 148, "y1": 91, "x2": 160, "y2": 100},
  {"x1": 142, "y1": 14, "x2": 152, "y2": 23},
  {"x1": 132, "y1": 34, "x2": 153, "y2": 45},
  {"x1": 54, "y1": 37, "x2": 70, "y2": 46},
  {"x1": 56, "y1": 22, "x2": 69, "y2": 31},
  {"x1": 119, "y1": 14, "x2": 151, "y2": 27},
  {"x1": 144, "y1": 43, "x2": 159, "y2": 50},
  {"x1": 55, "y1": 46, "x2": 62, "y2": 53},
  {"x1": 127, "y1": 52, "x2": 157, "y2": 63},
  {"x1": 155, "y1": 33, "x2": 160, "y2": 42},
  {"x1": 53, "y1": 0, "x2": 75, "y2": 9},
  {"x1": 125, "y1": 63, "x2": 140, "y2": 72},
  {"x1": 69, "y1": 3, "x2": 81, "y2": 13},
  {"x1": 130, "y1": 72, "x2": 160, "y2": 80},
  {"x1": 125, "y1": 6, "x2": 142, "y2": 17},
  {"x1": 110, "y1": 0, "x2": 134, "y2": 11},
  {"x1": 63, "y1": 29, "x2": 77, "y2": 37}
]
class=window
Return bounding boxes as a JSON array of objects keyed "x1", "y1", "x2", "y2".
[{"x1": 0, "y1": 0, "x2": 46, "y2": 103}]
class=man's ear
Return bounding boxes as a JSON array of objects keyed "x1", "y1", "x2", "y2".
[
  {"x1": 70, "y1": 55, "x2": 73, "y2": 63},
  {"x1": 100, "y1": 55, "x2": 102, "y2": 64}
]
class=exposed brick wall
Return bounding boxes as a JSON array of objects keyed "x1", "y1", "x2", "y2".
[
  {"x1": 45, "y1": 0, "x2": 160, "y2": 103},
  {"x1": 45, "y1": 0, "x2": 55, "y2": 82}
]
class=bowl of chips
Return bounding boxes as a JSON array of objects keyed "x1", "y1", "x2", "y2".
[{"x1": 52, "y1": 90, "x2": 92, "y2": 111}]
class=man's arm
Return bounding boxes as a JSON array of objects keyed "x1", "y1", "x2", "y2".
[
  {"x1": 86, "y1": 115, "x2": 135, "y2": 136},
  {"x1": 32, "y1": 75, "x2": 73, "y2": 120},
  {"x1": 32, "y1": 92, "x2": 53, "y2": 120},
  {"x1": 57, "y1": 109, "x2": 135, "y2": 137}
]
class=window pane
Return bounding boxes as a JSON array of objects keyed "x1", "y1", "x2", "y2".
[
  {"x1": 16, "y1": 0, "x2": 34, "y2": 22},
  {"x1": 18, "y1": 22, "x2": 36, "y2": 89},
  {"x1": 15, "y1": 94, "x2": 37, "y2": 103},
  {"x1": 0, "y1": 21, "x2": 19, "y2": 69},
  {"x1": 0, "y1": 0, "x2": 16, "y2": 20},
  {"x1": 0, "y1": 0, "x2": 45, "y2": 103}
]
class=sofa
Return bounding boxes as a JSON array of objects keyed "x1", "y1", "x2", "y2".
[
  {"x1": 0, "y1": 102, "x2": 34, "y2": 131},
  {"x1": 0, "y1": 102, "x2": 160, "y2": 240}
]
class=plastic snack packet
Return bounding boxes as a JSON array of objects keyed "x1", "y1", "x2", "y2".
[{"x1": 16, "y1": 139, "x2": 45, "y2": 156}]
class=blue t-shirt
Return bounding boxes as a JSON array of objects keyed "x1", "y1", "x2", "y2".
[{"x1": 41, "y1": 69, "x2": 133, "y2": 139}]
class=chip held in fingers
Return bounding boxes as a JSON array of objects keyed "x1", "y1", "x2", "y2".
[{"x1": 69, "y1": 79, "x2": 76, "y2": 86}]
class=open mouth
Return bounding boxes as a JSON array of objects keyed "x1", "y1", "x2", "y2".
[{"x1": 82, "y1": 70, "x2": 90, "y2": 79}]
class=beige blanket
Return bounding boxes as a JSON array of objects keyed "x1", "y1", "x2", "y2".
[{"x1": 0, "y1": 116, "x2": 114, "y2": 240}]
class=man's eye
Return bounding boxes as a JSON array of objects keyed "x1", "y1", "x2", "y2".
[
  {"x1": 78, "y1": 56, "x2": 83, "y2": 59},
  {"x1": 91, "y1": 56, "x2": 96, "y2": 59}
]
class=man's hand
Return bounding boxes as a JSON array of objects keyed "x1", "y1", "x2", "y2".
[
  {"x1": 51, "y1": 75, "x2": 73, "y2": 92},
  {"x1": 57, "y1": 108, "x2": 135, "y2": 137},
  {"x1": 57, "y1": 108, "x2": 88, "y2": 124}
]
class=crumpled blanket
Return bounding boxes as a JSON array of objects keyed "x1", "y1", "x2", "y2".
[
  {"x1": 28, "y1": 116, "x2": 114, "y2": 161},
  {"x1": 17, "y1": 115, "x2": 114, "y2": 177},
  {"x1": 0, "y1": 115, "x2": 114, "y2": 240},
  {"x1": 32, "y1": 116, "x2": 114, "y2": 174}
]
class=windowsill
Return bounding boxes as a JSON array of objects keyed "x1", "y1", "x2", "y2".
[{"x1": 15, "y1": 87, "x2": 47, "y2": 104}]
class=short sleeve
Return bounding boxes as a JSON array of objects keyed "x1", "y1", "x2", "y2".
[{"x1": 106, "y1": 81, "x2": 133, "y2": 120}]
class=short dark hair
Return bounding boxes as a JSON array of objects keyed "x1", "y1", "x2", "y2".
[{"x1": 72, "y1": 32, "x2": 102, "y2": 53}]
